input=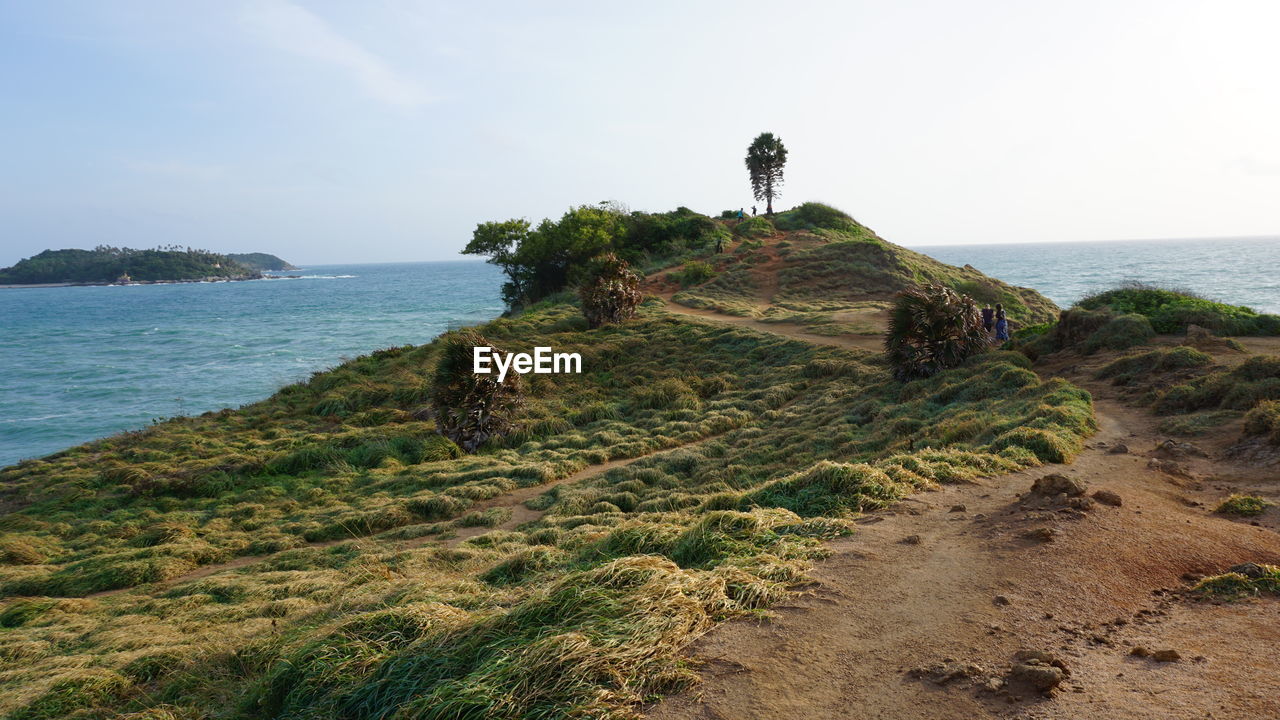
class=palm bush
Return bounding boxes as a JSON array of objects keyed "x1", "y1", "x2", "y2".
[
  {"x1": 579, "y1": 253, "x2": 643, "y2": 328},
  {"x1": 431, "y1": 329, "x2": 523, "y2": 452},
  {"x1": 885, "y1": 284, "x2": 989, "y2": 381}
]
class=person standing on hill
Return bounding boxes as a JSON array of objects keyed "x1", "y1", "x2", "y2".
[
  {"x1": 994, "y1": 304, "x2": 1009, "y2": 342},
  {"x1": 751, "y1": 205, "x2": 757, "y2": 216},
  {"x1": 737, "y1": 208, "x2": 745, "y2": 220},
  {"x1": 981, "y1": 306, "x2": 995, "y2": 335}
]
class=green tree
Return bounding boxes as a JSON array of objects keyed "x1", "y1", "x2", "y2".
[
  {"x1": 885, "y1": 284, "x2": 989, "y2": 381},
  {"x1": 745, "y1": 132, "x2": 788, "y2": 215}
]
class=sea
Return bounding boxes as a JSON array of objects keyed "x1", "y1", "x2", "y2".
[{"x1": 2, "y1": 236, "x2": 1278, "y2": 467}]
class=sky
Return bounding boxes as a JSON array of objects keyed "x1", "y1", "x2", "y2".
[{"x1": 3, "y1": 0, "x2": 1280, "y2": 265}]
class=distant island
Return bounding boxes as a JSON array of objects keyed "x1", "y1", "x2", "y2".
[{"x1": 0, "y1": 246, "x2": 297, "y2": 287}]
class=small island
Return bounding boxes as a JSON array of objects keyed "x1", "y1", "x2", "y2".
[{"x1": 0, "y1": 246, "x2": 297, "y2": 287}]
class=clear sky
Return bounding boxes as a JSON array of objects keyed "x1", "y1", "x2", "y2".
[{"x1": 3, "y1": 0, "x2": 1279, "y2": 265}]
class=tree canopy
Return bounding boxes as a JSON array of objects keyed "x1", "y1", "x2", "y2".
[
  {"x1": 745, "y1": 132, "x2": 788, "y2": 215},
  {"x1": 462, "y1": 204, "x2": 724, "y2": 309}
]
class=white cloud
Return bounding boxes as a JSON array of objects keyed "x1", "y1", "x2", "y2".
[{"x1": 239, "y1": 0, "x2": 428, "y2": 107}]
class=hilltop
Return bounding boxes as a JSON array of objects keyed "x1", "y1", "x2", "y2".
[
  {"x1": 0, "y1": 202, "x2": 1276, "y2": 719},
  {"x1": 0, "y1": 247, "x2": 283, "y2": 286},
  {"x1": 648, "y1": 203, "x2": 1058, "y2": 337},
  {"x1": 225, "y1": 253, "x2": 298, "y2": 272}
]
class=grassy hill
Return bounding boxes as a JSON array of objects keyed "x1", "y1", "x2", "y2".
[
  {"x1": 0, "y1": 283, "x2": 1094, "y2": 718},
  {"x1": 656, "y1": 204, "x2": 1058, "y2": 333}
]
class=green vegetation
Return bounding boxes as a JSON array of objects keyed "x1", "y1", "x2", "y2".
[
  {"x1": 579, "y1": 253, "x2": 642, "y2": 328},
  {"x1": 1193, "y1": 564, "x2": 1280, "y2": 599},
  {"x1": 1077, "y1": 284, "x2": 1280, "y2": 336},
  {"x1": 0, "y1": 246, "x2": 263, "y2": 284},
  {"x1": 0, "y1": 289, "x2": 1094, "y2": 718},
  {"x1": 1244, "y1": 400, "x2": 1280, "y2": 444},
  {"x1": 745, "y1": 132, "x2": 788, "y2": 215},
  {"x1": 1016, "y1": 308, "x2": 1157, "y2": 358},
  {"x1": 672, "y1": 203, "x2": 1058, "y2": 328},
  {"x1": 1157, "y1": 410, "x2": 1241, "y2": 437},
  {"x1": 225, "y1": 253, "x2": 297, "y2": 272},
  {"x1": 1154, "y1": 356, "x2": 1280, "y2": 415},
  {"x1": 885, "y1": 285, "x2": 989, "y2": 381},
  {"x1": 431, "y1": 330, "x2": 525, "y2": 453},
  {"x1": 1094, "y1": 346, "x2": 1213, "y2": 386},
  {"x1": 1215, "y1": 494, "x2": 1273, "y2": 517},
  {"x1": 671, "y1": 260, "x2": 717, "y2": 287},
  {"x1": 734, "y1": 216, "x2": 776, "y2": 238},
  {"x1": 463, "y1": 205, "x2": 724, "y2": 308}
]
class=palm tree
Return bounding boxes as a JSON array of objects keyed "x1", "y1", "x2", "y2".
[
  {"x1": 579, "y1": 253, "x2": 643, "y2": 328},
  {"x1": 431, "y1": 329, "x2": 523, "y2": 452},
  {"x1": 745, "y1": 132, "x2": 788, "y2": 215},
  {"x1": 885, "y1": 284, "x2": 989, "y2": 381}
]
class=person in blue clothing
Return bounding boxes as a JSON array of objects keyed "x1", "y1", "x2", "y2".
[{"x1": 994, "y1": 303, "x2": 1009, "y2": 342}]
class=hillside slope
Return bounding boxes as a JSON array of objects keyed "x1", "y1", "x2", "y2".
[
  {"x1": 650, "y1": 204, "x2": 1058, "y2": 333},
  {"x1": 0, "y1": 293, "x2": 1093, "y2": 718}
]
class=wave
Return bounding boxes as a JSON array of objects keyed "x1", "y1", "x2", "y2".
[{"x1": 263, "y1": 274, "x2": 357, "y2": 280}]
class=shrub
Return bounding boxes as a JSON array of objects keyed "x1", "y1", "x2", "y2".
[
  {"x1": 885, "y1": 284, "x2": 990, "y2": 381},
  {"x1": 1154, "y1": 356, "x2": 1280, "y2": 415},
  {"x1": 1077, "y1": 283, "x2": 1280, "y2": 336},
  {"x1": 431, "y1": 329, "x2": 524, "y2": 453},
  {"x1": 1082, "y1": 313, "x2": 1156, "y2": 353},
  {"x1": 733, "y1": 216, "x2": 775, "y2": 238},
  {"x1": 1243, "y1": 400, "x2": 1280, "y2": 443},
  {"x1": 1095, "y1": 346, "x2": 1212, "y2": 384},
  {"x1": 1193, "y1": 565, "x2": 1280, "y2": 599},
  {"x1": 672, "y1": 260, "x2": 717, "y2": 287},
  {"x1": 1216, "y1": 494, "x2": 1272, "y2": 517},
  {"x1": 772, "y1": 202, "x2": 860, "y2": 233},
  {"x1": 579, "y1": 253, "x2": 643, "y2": 329}
]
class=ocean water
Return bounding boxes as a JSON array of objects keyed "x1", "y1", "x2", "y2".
[
  {"x1": 914, "y1": 236, "x2": 1280, "y2": 314},
  {"x1": 0, "y1": 262, "x2": 505, "y2": 466},
  {"x1": 3, "y1": 237, "x2": 1278, "y2": 467}
]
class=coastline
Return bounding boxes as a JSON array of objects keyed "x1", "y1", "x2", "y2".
[{"x1": 0, "y1": 273, "x2": 300, "y2": 290}]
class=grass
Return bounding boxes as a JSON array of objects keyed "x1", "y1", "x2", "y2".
[
  {"x1": 671, "y1": 203, "x2": 1058, "y2": 330},
  {"x1": 1193, "y1": 564, "x2": 1280, "y2": 599},
  {"x1": 0, "y1": 296, "x2": 1095, "y2": 718},
  {"x1": 1077, "y1": 283, "x2": 1280, "y2": 336},
  {"x1": 1243, "y1": 400, "x2": 1280, "y2": 445},
  {"x1": 1215, "y1": 494, "x2": 1273, "y2": 517}
]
